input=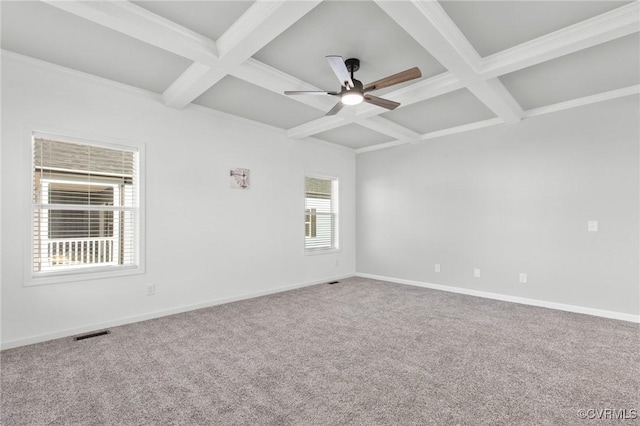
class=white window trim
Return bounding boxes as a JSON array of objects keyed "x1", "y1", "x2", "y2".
[
  {"x1": 24, "y1": 127, "x2": 146, "y2": 286},
  {"x1": 303, "y1": 173, "x2": 340, "y2": 256}
]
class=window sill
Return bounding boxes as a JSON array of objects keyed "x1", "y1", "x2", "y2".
[
  {"x1": 25, "y1": 265, "x2": 144, "y2": 287},
  {"x1": 304, "y1": 248, "x2": 341, "y2": 256}
]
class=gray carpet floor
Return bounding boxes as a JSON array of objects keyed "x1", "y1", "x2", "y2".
[{"x1": 1, "y1": 277, "x2": 638, "y2": 425}]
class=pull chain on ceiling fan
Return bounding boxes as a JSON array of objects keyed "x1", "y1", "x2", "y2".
[{"x1": 285, "y1": 55, "x2": 422, "y2": 116}]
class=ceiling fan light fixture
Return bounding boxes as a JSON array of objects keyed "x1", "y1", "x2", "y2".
[
  {"x1": 284, "y1": 56, "x2": 422, "y2": 116},
  {"x1": 341, "y1": 91, "x2": 364, "y2": 105}
]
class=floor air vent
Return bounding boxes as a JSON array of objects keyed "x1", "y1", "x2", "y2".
[
  {"x1": 328, "y1": 281, "x2": 340, "y2": 285},
  {"x1": 74, "y1": 330, "x2": 110, "y2": 341}
]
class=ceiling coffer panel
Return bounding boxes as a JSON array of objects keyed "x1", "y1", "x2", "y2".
[
  {"x1": 440, "y1": 0, "x2": 632, "y2": 58},
  {"x1": 382, "y1": 89, "x2": 497, "y2": 135},
  {"x1": 194, "y1": 76, "x2": 323, "y2": 130},
  {"x1": 500, "y1": 33, "x2": 640, "y2": 110}
]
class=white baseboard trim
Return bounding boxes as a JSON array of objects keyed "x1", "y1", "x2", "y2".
[
  {"x1": 1, "y1": 274, "x2": 352, "y2": 350},
  {"x1": 356, "y1": 272, "x2": 640, "y2": 323}
]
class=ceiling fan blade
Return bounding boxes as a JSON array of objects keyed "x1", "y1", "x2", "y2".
[
  {"x1": 284, "y1": 90, "x2": 338, "y2": 95},
  {"x1": 364, "y1": 67, "x2": 422, "y2": 92},
  {"x1": 325, "y1": 101, "x2": 344, "y2": 116},
  {"x1": 364, "y1": 95, "x2": 400, "y2": 110},
  {"x1": 326, "y1": 55, "x2": 354, "y2": 88}
]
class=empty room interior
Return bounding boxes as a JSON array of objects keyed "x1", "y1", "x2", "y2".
[{"x1": 1, "y1": 0, "x2": 639, "y2": 424}]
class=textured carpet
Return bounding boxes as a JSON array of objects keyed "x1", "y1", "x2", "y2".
[{"x1": 1, "y1": 277, "x2": 638, "y2": 425}]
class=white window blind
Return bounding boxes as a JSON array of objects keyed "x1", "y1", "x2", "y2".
[
  {"x1": 32, "y1": 137, "x2": 140, "y2": 276},
  {"x1": 305, "y1": 176, "x2": 338, "y2": 252}
]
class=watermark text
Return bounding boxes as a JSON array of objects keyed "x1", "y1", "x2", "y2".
[{"x1": 577, "y1": 409, "x2": 637, "y2": 420}]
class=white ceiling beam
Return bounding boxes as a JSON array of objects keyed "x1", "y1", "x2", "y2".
[
  {"x1": 162, "y1": 62, "x2": 225, "y2": 108},
  {"x1": 420, "y1": 117, "x2": 504, "y2": 142},
  {"x1": 354, "y1": 116, "x2": 421, "y2": 142},
  {"x1": 42, "y1": 0, "x2": 218, "y2": 64},
  {"x1": 481, "y1": 2, "x2": 640, "y2": 79},
  {"x1": 355, "y1": 140, "x2": 410, "y2": 155},
  {"x1": 375, "y1": 0, "x2": 523, "y2": 124},
  {"x1": 287, "y1": 116, "x2": 351, "y2": 139},
  {"x1": 163, "y1": 0, "x2": 322, "y2": 108},
  {"x1": 356, "y1": 117, "x2": 504, "y2": 154},
  {"x1": 466, "y1": 79, "x2": 523, "y2": 123},
  {"x1": 523, "y1": 85, "x2": 640, "y2": 119}
]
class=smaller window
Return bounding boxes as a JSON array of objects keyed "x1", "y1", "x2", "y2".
[{"x1": 304, "y1": 176, "x2": 338, "y2": 252}]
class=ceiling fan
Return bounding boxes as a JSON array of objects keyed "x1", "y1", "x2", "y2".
[{"x1": 285, "y1": 56, "x2": 422, "y2": 116}]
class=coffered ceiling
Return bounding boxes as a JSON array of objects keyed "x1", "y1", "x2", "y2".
[{"x1": 2, "y1": 1, "x2": 638, "y2": 153}]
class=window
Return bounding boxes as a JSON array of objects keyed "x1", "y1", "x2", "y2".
[
  {"x1": 32, "y1": 136, "x2": 140, "y2": 279},
  {"x1": 304, "y1": 176, "x2": 338, "y2": 252}
]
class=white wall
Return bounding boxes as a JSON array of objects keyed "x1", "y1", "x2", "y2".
[
  {"x1": 1, "y1": 52, "x2": 356, "y2": 348},
  {"x1": 357, "y1": 96, "x2": 639, "y2": 317}
]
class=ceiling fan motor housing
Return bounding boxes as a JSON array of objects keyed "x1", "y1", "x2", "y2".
[{"x1": 345, "y1": 58, "x2": 360, "y2": 73}]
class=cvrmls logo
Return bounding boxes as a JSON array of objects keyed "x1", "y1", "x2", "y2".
[{"x1": 577, "y1": 409, "x2": 638, "y2": 420}]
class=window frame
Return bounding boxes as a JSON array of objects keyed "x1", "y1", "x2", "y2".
[
  {"x1": 24, "y1": 129, "x2": 146, "y2": 286},
  {"x1": 303, "y1": 173, "x2": 340, "y2": 255}
]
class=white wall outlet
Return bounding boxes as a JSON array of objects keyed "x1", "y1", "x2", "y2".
[
  {"x1": 588, "y1": 220, "x2": 598, "y2": 232},
  {"x1": 519, "y1": 273, "x2": 527, "y2": 284},
  {"x1": 335, "y1": 259, "x2": 339, "y2": 267},
  {"x1": 435, "y1": 264, "x2": 441, "y2": 273},
  {"x1": 474, "y1": 268, "x2": 481, "y2": 278},
  {"x1": 146, "y1": 284, "x2": 155, "y2": 296}
]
